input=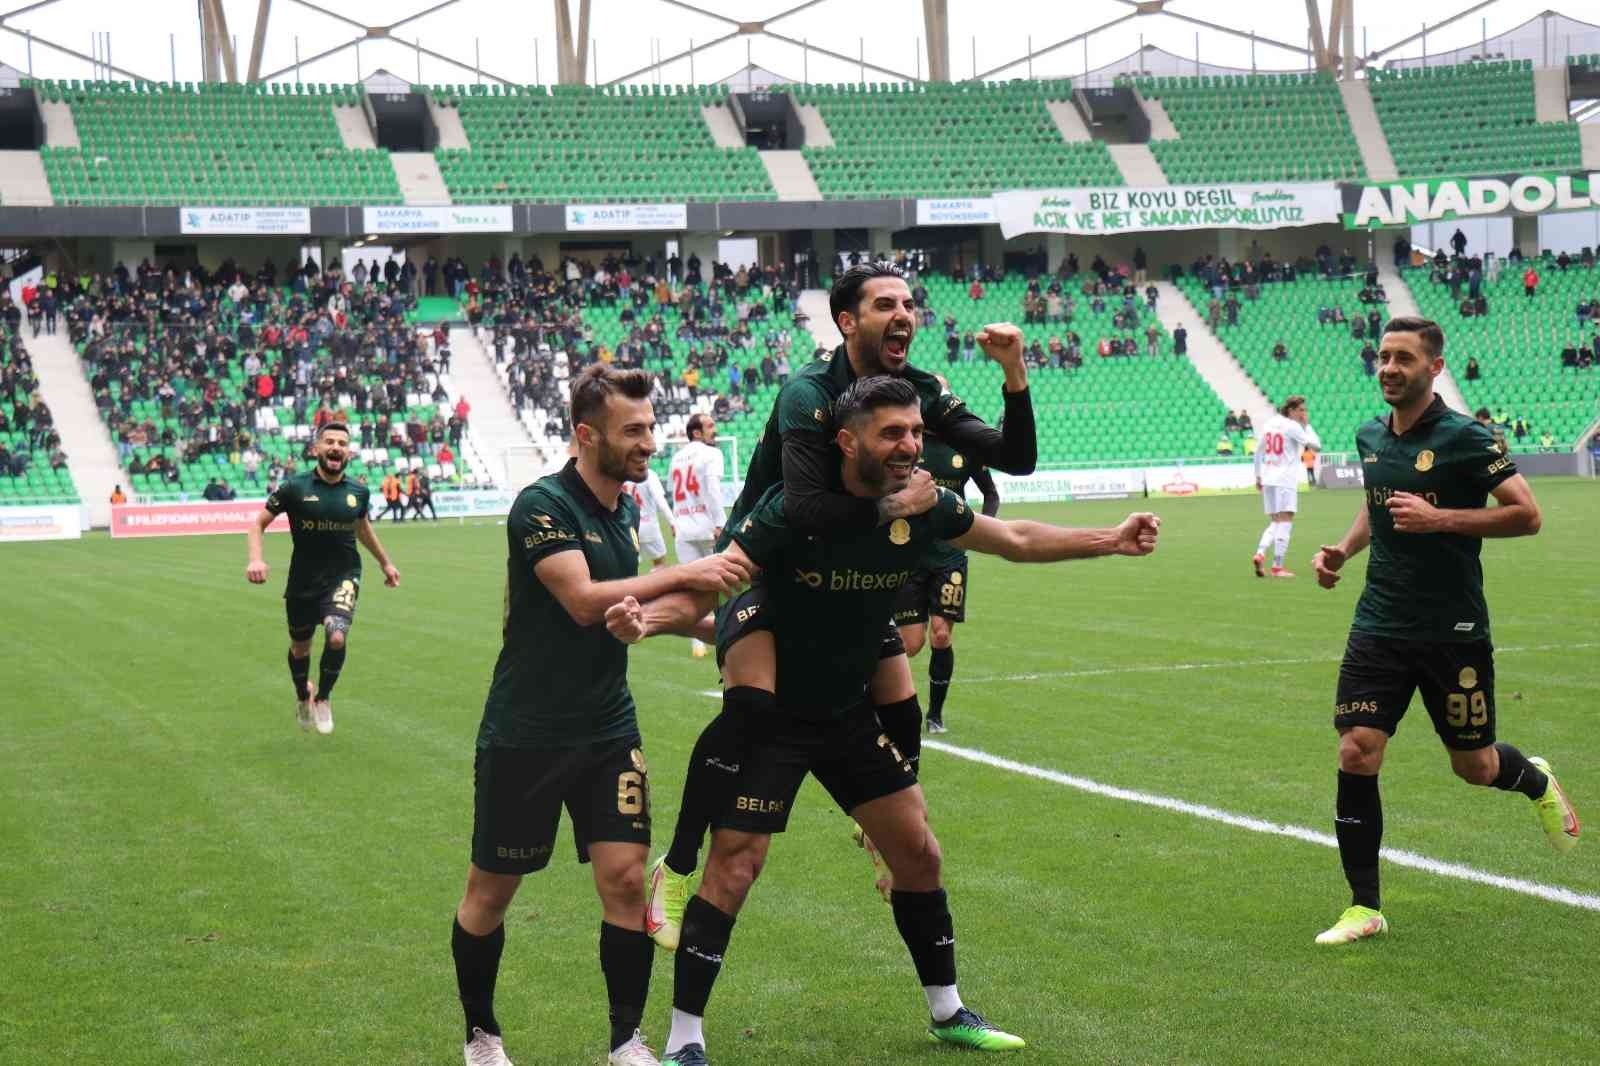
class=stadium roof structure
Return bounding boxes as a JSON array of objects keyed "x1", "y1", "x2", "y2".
[{"x1": 0, "y1": 0, "x2": 1596, "y2": 90}]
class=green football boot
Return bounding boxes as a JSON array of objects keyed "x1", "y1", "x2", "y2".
[
  {"x1": 928, "y1": 1007, "x2": 1026, "y2": 1051},
  {"x1": 1314, "y1": 905, "x2": 1388, "y2": 945},
  {"x1": 1529, "y1": 757, "x2": 1580, "y2": 854},
  {"x1": 645, "y1": 855, "x2": 696, "y2": 952}
]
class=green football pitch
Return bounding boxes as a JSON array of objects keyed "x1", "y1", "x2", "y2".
[{"x1": 4, "y1": 482, "x2": 1596, "y2": 1065}]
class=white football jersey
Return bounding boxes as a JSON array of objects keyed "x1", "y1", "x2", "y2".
[
  {"x1": 1255, "y1": 413, "x2": 1322, "y2": 488},
  {"x1": 622, "y1": 469, "x2": 674, "y2": 540},
  {"x1": 669, "y1": 440, "x2": 726, "y2": 541}
]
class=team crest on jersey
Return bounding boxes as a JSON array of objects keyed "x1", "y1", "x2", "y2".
[
  {"x1": 346, "y1": 493, "x2": 358, "y2": 508},
  {"x1": 951, "y1": 454, "x2": 964, "y2": 469},
  {"x1": 888, "y1": 518, "x2": 911, "y2": 545},
  {"x1": 1414, "y1": 450, "x2": 1435, "y2": 472},
  {"x1": 1459, "y1": 667, "x2": 1478, "y2": 689}
]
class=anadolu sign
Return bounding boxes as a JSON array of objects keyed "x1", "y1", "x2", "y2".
[{"x1": 1343, "y1": 172, "x2": 1600, "y2": 229}]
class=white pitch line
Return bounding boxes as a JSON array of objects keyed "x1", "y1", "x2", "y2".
[
  {"x1": 924, "y1": 738, "x2": 1600, "y2": 913},
  {"x1": 956, "y1": 641, "x2": 1600, "y2": 686}
]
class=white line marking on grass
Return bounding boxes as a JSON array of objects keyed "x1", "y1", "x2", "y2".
[
  {"x1": 924, "y1": 738, "x2": 1600, "y2": 913},
  {"x1": 956, "y1": 641, "x2": 1600, "y2": 686}
]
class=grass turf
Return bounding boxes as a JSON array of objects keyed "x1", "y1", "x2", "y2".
[{"x1": 2, "y1": 480, "x2": 1596, "y2": 1064}]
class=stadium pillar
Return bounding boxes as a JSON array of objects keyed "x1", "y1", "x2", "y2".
[
  {"x1": 110, "y1": 240, "x2": 155, "y2": 271},
  {"x1": 1045, "y1": 234, "x2": 1067, "y2": 273},
  {"x1": 869, "y1": 227, "x2": 896, "y2": 258},
  {"x1": 1512, "y1": 216, "x2": 1539, "y2": 259},
  {"x1": 812, "y1": 229, "x2": 837, "y2": 277},
  {"x1": 921, "y1": 0, "x2": 950, "y2": 82},
  {"x1": 979, "y1": 227, "x2": 1004, "y2": 268}
]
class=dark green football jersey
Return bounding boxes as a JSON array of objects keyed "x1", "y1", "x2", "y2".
[
  {"x1": 480, "y1": 461, "x2": 642, "y2": 748},
  {"x1": 721, "y1": 345, "x2": 967, "y2": 544},
  {"x1": 1351, "y1": 395, "x2": 1518, "y2": 642},
  {"x1": 265, "y1": 470, "x2": 370, "y2": 599},
  {"x1": 729, "y1": 482, "x2": 975, "y2": 717},
  {"x1": 917, "y1": 432, "x2": 984, "y2": 570}
]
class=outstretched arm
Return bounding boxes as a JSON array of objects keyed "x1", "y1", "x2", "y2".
[
  {"x1": 604, "y1": 543, "x2": 760, "y2": 643},
  {"x1": 536, "y1": 549, "x2": 750, "y2": 627},
  {"x1": 948, "y1": 511, "x2": 1159, "y2": 563}
]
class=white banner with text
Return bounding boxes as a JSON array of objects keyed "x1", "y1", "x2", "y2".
[
  {"x1": 565, "y1": 203, "x2": 688, "y2": 231},
  {"x1": 994, "y1": 183, "x2": 1341, "y2": 238},
  {"x1": 915, "y1": 198, "x2": 998, "y2": 226},
  {"x1": 362, "y1": 205, "x2": 514, "y2": 234},
  {"x1": 180, "y1": 207, "x2": 311, "y2": 235}
]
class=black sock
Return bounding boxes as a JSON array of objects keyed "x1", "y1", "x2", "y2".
[
  {"x1": 288, "y1": 650, "x2": 311, "y2": 700},
  {"x1": 451, "y1": 918, "x2": 504, "y2": 1043},
  {"x1": 890, "y1": 888, "x2": 957, "y2": 989},
  {"x1": 1491, "y1": 742, "x2": 1549, "y2": 800},
  {"x1": 875, "y1": 695, "x2": 922, "y2": 777},
  {"x1": 928, "y1": 646, "x2": 954, "y2": 719},
  {"x1": 673, "y1": 896, "x2": 735, "y2": 1017},
  {"x1": 664, "y1": 687, "x2": 771, "y2": 876},
  {"x1": 317, "y1": 643, "x2": 347, "y2": 700},
  {"x1": 1335, "y1": 770, "x2": 1382, "y2": 910},
  {"x1": 600, "y1": 922, "x2": 653, "y2": 1051}
]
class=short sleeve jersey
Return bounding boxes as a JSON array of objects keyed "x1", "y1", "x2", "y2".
[
  {"x1": 918, "y1": 432, "x2": 984, "y2": 570},
  {"x1": 479, "y1": 460, "x2": 642, "y2": 748},
  {"x1": 730, "y1": 483, "x2": 975, "y2": 717},
  {"x1": 1351, "y1": 396, "x2": 1518, "y2": 642},
  {"x1": 264, "y1": 470, "x2": 370, "y2": 599},
  {"x1": 720, "y1": 345, "x2": 967, "y2": 545}
]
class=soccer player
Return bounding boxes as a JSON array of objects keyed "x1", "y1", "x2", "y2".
[
  {"x1": 669, "y1": 414, "x2": 726, "y2": 658},
  {"x1": 645, "y1": 262, "x2": 1037, "y2": 931},
  {"x1": 1252, "y1": 395, "x2": 1320, "y2": 578},
  {"x1": 449, "y1": 365, "x2": 751, "y2": 1066},
  {"x1": 606, "y1": 376, "x2": 1159, "y2": 1063},
  {"x1": 245, "y1": 421, "x2": 399, "y2": 735},
  {"x1": 1310, "y1": 316, "x2": 1579, "y2": 946},
  {"x1": 891, "y1": 382, "x2": 1001, "y2": 734},
  {"x1": 623, "y1": 465, "x2": 675, "y2": 570}
]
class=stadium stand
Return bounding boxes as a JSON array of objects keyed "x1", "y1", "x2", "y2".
[
  {"x1": 1126, "y1": 71, "x2": 1367, "y2": 183},
  {"x1": 0, "y1": 313, "x2": 78, "y2": 504},
  {"x1": 790, "y1": 80, "x2": 1122, "y2": 199},
  {"x1": 61, "y1": 261, "x2": 491, "y2": 501},
  {"x1": 430, "y1": 83, "x2": 777, "y2": 203},
  {"x1": 1175, "y1": 257, "x2": 1390, "y2": 454},
  {"x1": 29, "y1": 79, "x2": 402, "y2": 207},
  {"x1": 1404, "y1": 253, "x2": 1600, "y2": 448},
  {"x1": 1366, "y1": 61, "x2": 1583, "y2": 177}
]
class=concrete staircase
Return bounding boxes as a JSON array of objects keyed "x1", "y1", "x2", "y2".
[
  {"x1": 795, "y1": 103, "x2": 835, "y2": 147},
  {"x1": 1107, "y1": 144, "x2": 1168, "y2": 186},
  {"x1": 449, "y1": 326, "x2": 533, "y2": 488},
  {"x1": 1155, "y1": 281, "x2": 1272, "y2": 422},
  {"x1": 428, "y1": 99, "x2": 471, "y2": 149},
  {"x1": 797, "y1": 289, "x2": 842, "y2": 349},
  {"x1": 1337, "y1": 80, "x2": 1398, "y2": 181},
  {"x1": 39, "y1": 100, "x2": 79, "y2": 147},
  {"x1": 1580, "y1": 120, "x2": 1600, "y2": 169},
  {"x1": 759, "y1": 150, "x2": 821, "y2": 201},
  {"x1": 390, "y1": 151, "x2": 451, "y2": 205},
  {"x1": 0, "y1": 151, "x2": 54, "y2": 205},
  {"x1": 701, "y1": 104, "x2": 745, "y2": 148},
  {"x1": 1378, "y1": 265, "x2": 1469, "y2": 413},
  {"x1": 1533, "y1": 66, "x2": 1569, "y2": 123},
  {"x1": 334, "y1": 104, "x2": 377, "y2": 150},
  {"x1": 1047, "y1": 98, "x2": 1093, "y2": 142},
  {"x1": 1136, "y1": 92, "x2": 1179, "y2": 140},
  {"x1": 23, "y1": 330, "x2": 125, "y2": 527}
]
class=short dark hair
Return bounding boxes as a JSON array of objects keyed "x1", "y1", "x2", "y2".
[
  {"x1": 1279, "y1": 395, "x2": 1307, "y2": 417},
  {"x1": 318, "y1": 421, "x2": 350, "y2": 439},
  {"x1": 686, "y1": 413, "x2": 711, "y2": 441},
  {"x1": 1475, "y1": 406, "x2": 1492, "y2": 420},
  {"x1": 834, "y1": 374, "x2": 920, "y2": 432},
  {"x1": 1382, "y1": 316, "x2": 1445, "y2": 358},
  {"x1": 829, "y1": 262, "x2": 907, "y2": 325},
  {"x1": 570, "y1": 364, "x2": 653, "y2": 429}
]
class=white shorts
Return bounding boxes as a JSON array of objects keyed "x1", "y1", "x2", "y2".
[
  {"x1": 638, "y1": 520, "x2": 668, "y2": 561},
  {"x1": 675, "y1": 537, "x2": 715, "y2": 563},
  {"x1": 1262, "y1": 485, "x2": 1299, "y2": 515}
]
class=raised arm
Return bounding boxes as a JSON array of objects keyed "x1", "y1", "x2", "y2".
[
  {"x1": 355, "y1": 516, "x2": 402, "y2": 587},
  {"x1": 929, "y1": 324, "x2": 1036, "y2": 475},
  {"x1": 947, "y1": 511, "x2": 1159, "y2": 563}
]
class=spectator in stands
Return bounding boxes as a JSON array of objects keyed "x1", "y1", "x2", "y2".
[
  {"x1": 1238, "y1": 410, "x2": 1253, "y2": 432},
  {"x1": 1224, "y1": 411, "x2": 1241, "y2": 433},
  {"x1": 1207, "y1": 297, "x2": 1222, "y2": 331},
  {"x1": 1451, "y1": 228, "x2": 1468, "y2": 257},
  {"x1": 1216, "y1": 433, "x2": 1235, "y2": 456},
  {"x1": 1272, "y1": 340, "x2": 1288, "y2": 362},
  {"x1": 1539, "y1": 429, "x2": 1557, "y2": 451},
  {"x1": 1173, "y1": 324, "x2": 1187, "y2": 357},
  {"x1": 1367, "y1": 309, "x2": 1383, "y2": 339},
  {"x1": 110, "y1": 485, "x2": 126, "y2": 504},
  {"x1": 968, "y1": 278, "x2": 985, "y2": 301},
  {"x1": 1145, "y1": 323, "x2": 1160, "y2": 357},
  {"x1": 1557, "y1": 251, "x2": 1572, "y2": 272},
  {"x1": 1224, "y1": 294, "x2": 1239, "y2": 327},
  {"x1": 1133, "y1": 247, "x2": 1149, "y2": 284},
  {"x1": 1351, "y1": 315, "x2": 1367, "y2": 338},
  {"x1": 1524, "y1": 265, "x2": 1540, "y2": 298},
  {"x1": 1466, "y1": 356, "x2": 1482, "y2": 381}
]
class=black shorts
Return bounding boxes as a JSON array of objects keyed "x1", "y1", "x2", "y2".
[
  {"x1": 715, "y1": 585, "x2": 906, "y2": 667},
  {"x1": 471, "y1": 736, "x2": 651, "y2": 874},
  {"x1": 285, "y1": 577, "x2": 360, "y2": 638},
  {"x1": 1334, "y1": 631, "x2": 1497, "y2": 750},
  {"x1": 891, "y1": 559, "x2": 969, "y2": 626},
  {"x1": 713, "y1": 704, "x2": 916, "y2": 835}
]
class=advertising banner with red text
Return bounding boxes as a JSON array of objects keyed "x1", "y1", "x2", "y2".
[{"x1": 111, "y1": 500, "x2": 289, "y2": 538}]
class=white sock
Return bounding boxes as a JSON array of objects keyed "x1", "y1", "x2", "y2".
[
  {"x1": 665, "y1": 1008, "x2": 704, "y2": 1055},
  {"x1": 924, "y1": 984, "x2": 964, "y2": 1022},
  {"x1": 1256, "y1": 523, "x2": 1275, "y2": 554},
  {"x1": 1274, "y1": 522, "x2": 1292, "y2": 567}
]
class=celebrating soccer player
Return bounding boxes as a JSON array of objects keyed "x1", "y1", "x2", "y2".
[
  {"x1": 607, "y1": 376, "x2": 1159, "y2": 1063},
  {"x1": 1310, "y1": 316, "x2": 1580, "y2": 946},
  {"x1": 245, "y1": 421, "x2": 399, "y2": 735},
  {"x1": 448, "y1": 365, "x2": 751, "y2": 1066}
]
